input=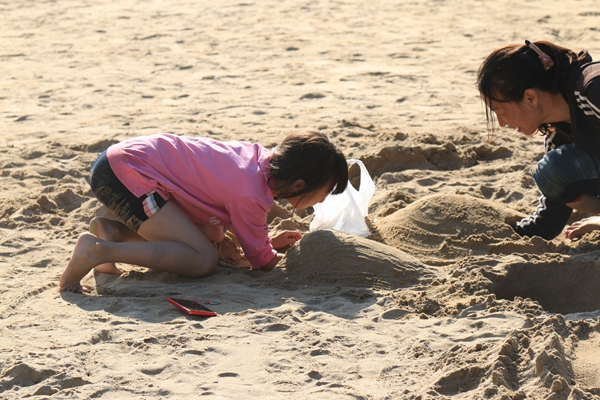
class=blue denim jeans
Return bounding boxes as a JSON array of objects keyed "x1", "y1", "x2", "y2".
[{"x1": 534, "y1": 143, "x2": 600, "y2": 203}]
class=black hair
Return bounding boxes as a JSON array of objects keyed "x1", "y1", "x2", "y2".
[
  {"x1": 477, "y1": 40, "x2": 588, "y2": 135},
  {"x1": 268, "y1": 129, "x2": 348, "y2": 199}
]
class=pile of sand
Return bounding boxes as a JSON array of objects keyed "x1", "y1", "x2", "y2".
[{"x1": 2, "y1": 0, "x2": 600, "y2": 399}]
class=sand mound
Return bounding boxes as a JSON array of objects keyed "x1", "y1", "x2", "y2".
[
  {"x1": 377, "y1": 194, "x2": 531, "y2": 263},
  {"x1": 275, "y1": 230, "x2": 434, "y2": 290}
]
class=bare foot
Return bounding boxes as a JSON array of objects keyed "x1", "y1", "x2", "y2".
[
  {"x1": 60, "y1": 233, "x2": 106, "y2": 292},
  {"x1": 89, "y1": 217, "x2": 135, "y2": 275},
  {"x1": 564, "y1": 216, "x2": 600, "y2": 240}
]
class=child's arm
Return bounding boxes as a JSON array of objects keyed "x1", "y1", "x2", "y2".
[
  {"x1": 271, "y1": 230, "x2": 302, "y2": 251},
  {"x1": 260, "y1": 231, "x2": 302, "y2": 271},
  {"x1": 227, "y1": 198, "x2": 293, "y2": 270},
  {"x1": 261, "y1": 253, "x2": 284, "y2": 271},
  {"x1": 513, "y1": 196, "x2": 572, "y2": 240}
]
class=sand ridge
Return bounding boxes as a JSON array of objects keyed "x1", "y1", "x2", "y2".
[{"x1": 2, "y1": 0, "x2": 600, "y2": 399}]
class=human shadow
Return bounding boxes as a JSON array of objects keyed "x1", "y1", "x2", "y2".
[{"x1": 60, "y1": 230, "x2": 435, "y2": 321}]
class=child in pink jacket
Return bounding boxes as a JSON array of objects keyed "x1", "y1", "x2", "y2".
[{"x1": 60, "y1": 129, "x2": 348, "y2": 293}]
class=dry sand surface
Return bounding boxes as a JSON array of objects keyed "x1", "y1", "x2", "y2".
[{"x1": 2, "y1": 0, "x2": 600, "y2": 399}]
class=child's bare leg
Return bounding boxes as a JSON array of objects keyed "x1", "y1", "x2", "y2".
[
  {"x1": 95, "y1": 205, "x2": 120, "y2": 220},
  {"x1": 60, "y1": 233, "x2": 106, "y2": 293},
  {"x1": 89, "y1": 217, "x2": 145, "y2": 275},
  {"x1": 197, "y1": 224, "x2": 225, "y2": 243},
  {"x1": 565, "y1": 216, "x2": 600, "y2": 239},
  {"x1": 60, "y1": 202, "x2": 218, "y2": 292}
]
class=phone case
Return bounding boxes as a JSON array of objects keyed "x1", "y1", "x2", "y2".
[{"x1": 167, "y1": 298, "x2": 217, "y2": 317}]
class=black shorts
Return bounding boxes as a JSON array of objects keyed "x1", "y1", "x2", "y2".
[{"x1": 89, "y1": 151, "x2": 167, "y2": 232}]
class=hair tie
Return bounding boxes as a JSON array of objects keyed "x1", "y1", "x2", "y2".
[{"x1": 525, "y1": 40, "x2": 554, "y2": 70}]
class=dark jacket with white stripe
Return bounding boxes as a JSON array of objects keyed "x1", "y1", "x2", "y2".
[{"x1": 514, "y1": 52, "x2": 600, "y2": 240}]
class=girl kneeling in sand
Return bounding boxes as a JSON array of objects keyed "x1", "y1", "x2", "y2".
[
  {"x1": 477, "y1": 40, "x2": 600, "y2": 240},
  {"x1": 60, "y1": 130, "x2": 348, "y2": 293}
]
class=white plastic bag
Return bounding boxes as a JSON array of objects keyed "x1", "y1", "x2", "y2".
[{"x1": 309, "y1": 159, "x2": 375, "y2": 237}]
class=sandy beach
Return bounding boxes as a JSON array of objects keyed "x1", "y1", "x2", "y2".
[{"x1": 1, "y1": 0, "x2": 600, "y2": 398}]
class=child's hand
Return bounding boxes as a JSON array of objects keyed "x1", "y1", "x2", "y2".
[{"x1": 271, "y1": 230, "x2": 302, "y2": 251}]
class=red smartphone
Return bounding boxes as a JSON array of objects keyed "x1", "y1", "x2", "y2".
[{"x1": 167, "y1": 298, "x2": 217, "y2": 317}]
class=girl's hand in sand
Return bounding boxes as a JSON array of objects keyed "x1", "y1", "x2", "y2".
[
  {"x1": 271, "y1": 230, "x2": 302, "y2": 251},
  {"x1": 564, "y1": 216, "x2": 600, "y2": 240}
]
